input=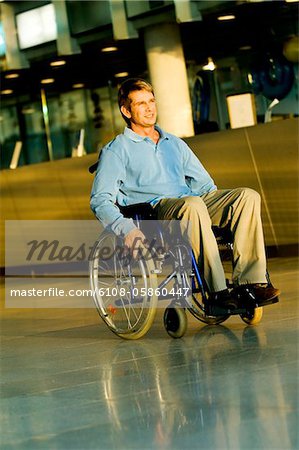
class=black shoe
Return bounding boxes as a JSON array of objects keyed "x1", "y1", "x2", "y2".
[
  {"x1": 233, "y1": 284, "x2": 280, "y2": 307},
  {"x1": 208, "y1": 289, "x2": 239, "y2": 310}
]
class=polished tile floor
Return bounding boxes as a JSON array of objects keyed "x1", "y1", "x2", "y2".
[{"x1": 1, "y1": 257, "x2": 298, "y2": 450}]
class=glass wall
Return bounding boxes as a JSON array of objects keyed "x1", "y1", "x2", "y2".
[
  {"x1": 1, "y1": 59, "x2": 298, "y2": 170},
  {"x1": 0, "y1": 106, "x2": 21, "y2": 169},
  {"x1": 187, "y1": 57, "x2": 298, "y2": 134},
  {"x1": 0, "y1": 84, "x2": 125, "y2": 169}
]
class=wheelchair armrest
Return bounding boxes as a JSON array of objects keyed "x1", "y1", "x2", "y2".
[
  {"x1": 89, "y1": 161, "x2": 99, "y2": 174},
  {"x1": 118, "y1": 203, "x2": 157, "y2": 220}
]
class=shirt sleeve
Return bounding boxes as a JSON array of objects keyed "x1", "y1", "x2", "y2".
[
  {"x1": 180, "y1": 139, "x2": 217, "y2": 195},
  {"x1": 90, "y1": 147, "x2": 136, "y2": 237}
]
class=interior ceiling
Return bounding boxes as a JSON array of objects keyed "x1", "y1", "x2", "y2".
[
  {"x1": 0, "y1": 0, "x2": 297, "y2": 103},
  {"x1": 182, "y1": 0, "x2": 297, "y2": 62}
]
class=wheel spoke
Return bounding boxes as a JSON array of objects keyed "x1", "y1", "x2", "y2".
[{"x1": 90, "y1": 232, "x2": 158, "y2": 338}]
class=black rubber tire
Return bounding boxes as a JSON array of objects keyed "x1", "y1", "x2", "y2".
[
  {"x1": 90, "y1": 231, "x2": 158, "y2": 339},
  {"x1": 164, "y1": 307, "x2": 188, "y2": 338},
  {"x1": 240, "y1": 307, "x2": 263, "y2": 325}
]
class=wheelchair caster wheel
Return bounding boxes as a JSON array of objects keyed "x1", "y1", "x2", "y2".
[
  {"x1": 240, "y1": 306, "x2": 263, "y2": 325},
  {"x1": 164, "y1": 307, "x2": 187, "y2": 338}
]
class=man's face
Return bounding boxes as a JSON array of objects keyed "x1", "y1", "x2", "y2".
[{"x1": 121, "y1": 89, "x2": 157, "y2": 128}]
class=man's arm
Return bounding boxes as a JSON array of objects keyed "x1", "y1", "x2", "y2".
[
  {"x1": 90, "y1": 147, "x2": 146, "y2": 254},
  {"x1": 90, "y1": 148, "x2": 136, "y2": 237}
]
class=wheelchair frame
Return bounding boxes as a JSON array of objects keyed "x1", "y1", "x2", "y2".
[{"x1": 90, "y1": 203, "x2": 266, "y2": 339}]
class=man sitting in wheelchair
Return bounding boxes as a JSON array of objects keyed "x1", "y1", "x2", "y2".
[{"x1": 90, "y1": 78, "x2": 280, "y2": 312}]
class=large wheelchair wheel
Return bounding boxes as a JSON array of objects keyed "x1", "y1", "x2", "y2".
[{"x1": 90, "y1": 231, "x2": 158, "y2": 339}]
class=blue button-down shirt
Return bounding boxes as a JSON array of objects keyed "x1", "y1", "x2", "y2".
[{"x1": 90, "y1": 126, "x2": 216, "y2": 236}]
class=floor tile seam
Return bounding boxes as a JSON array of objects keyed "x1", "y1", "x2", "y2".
[
  {"x1": 110, "y1": 350, "x2": 196, "y2": 365},
  {"x1": 2, "y1": 350, "x2": 290, "y2": 377},
  {"x1": 23, "y1": 326, "x2": 107, "y2": 337},
  {"x1": 208, "y1": 400, "x2": 297, "y2": 412},
  {"x1": 266, "y1": 316, "x2": 299, "y2": 324},
  {"x1": 1, "y1": 354, "x2": 189, "y2": 375},
  {"x1": 0, "y1": 419, "x2": 120, "y2": 449},
  {"x1": 0, "y1": 375, "x2": 195, "y2": 403},
  {"x1": 1, "y1": 385, "x2": 173, "y2": 422},
  {"x1": 0, "y1": 342, "x2": 126, "y2": 359},
  {"x1": 1, "y1": 340, "x2": 296, "y2": 363},
  {"x1": 272, "y1": 270, "x2": 299, "y2": 276},
  {"x1": 0, "y1": 377, "x2": 164, "y2": 399},
  {"x1": 0, "y1": 366, "x2": 197, "y2": 390},
  {"x1": 1, "y1": 394, "x2": 118, "y2": 421},
  {"x1": 0, "y1": 358, "x2": 244, "y2": 387},
  {"x1": 2, "y1": 400, "x2": 296, "y2": 428},
  {"x1": 0, "y1": 374, "x2": 114, "y2": 395},
  {"x1": 14, "y1": 343, "x2": 197, "y2": 363}
]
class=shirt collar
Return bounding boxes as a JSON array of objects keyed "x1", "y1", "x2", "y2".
[{"x1": 124, "y1": 125, "x2": 169, "y2": 142}]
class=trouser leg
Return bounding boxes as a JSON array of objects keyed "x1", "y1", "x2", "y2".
[
  {"x1": 155, "y1": 196, "x2": 227, "y2": 292},
  {"x1": 202, "y1": 187, "x2": 267, "y2": 285}
]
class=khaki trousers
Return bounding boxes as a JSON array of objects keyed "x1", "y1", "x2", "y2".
[{"x1": 154, "y1": 188, "x2": 267, "y2": 292}]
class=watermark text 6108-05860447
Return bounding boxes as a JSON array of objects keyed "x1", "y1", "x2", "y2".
[{"x1": 6, "y1": 280, "x2": 192, "y2": 309}]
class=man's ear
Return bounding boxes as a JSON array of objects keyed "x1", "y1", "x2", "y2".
[{"x1": 121, "y1": 105, "x2": 131, "y2": 119}]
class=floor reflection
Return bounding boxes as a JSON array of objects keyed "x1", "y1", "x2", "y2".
[
  {"x1": 1, "y1": 256, "x2": 298, "y2": 449},
  {"x1": 97, "y1": 324, "x2": 296, "y2": 449}
]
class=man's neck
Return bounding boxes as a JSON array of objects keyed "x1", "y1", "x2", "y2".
[{"x1": 130, "y1": 124, "x2": 159, "y2": 143}]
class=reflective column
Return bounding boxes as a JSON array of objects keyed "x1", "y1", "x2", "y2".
[{"x1": 144, "y1": 22, "x2": 194, "y2": 137}]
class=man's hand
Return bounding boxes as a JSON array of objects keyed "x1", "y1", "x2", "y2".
[{"x1": 124, "y1": 228, "x2": 147, "y2": 259}]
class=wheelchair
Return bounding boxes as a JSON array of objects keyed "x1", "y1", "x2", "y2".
[{"x1": 89, "y1": 202, "x2": 278, "y2": 339}]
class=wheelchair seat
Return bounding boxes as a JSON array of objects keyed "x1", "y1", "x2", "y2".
[
  {"x1": 89, "y1": 161, "x2": 99, "y2": 174},
  {"x1": 119, "y1": 202, "x2": 232, "y2": 243},
  {"x1": 118, "y1": 202, "x2": 157, "y2": 220},
  {"x1": 212, "y1": 225, "x2": 233, "y2": 245}
]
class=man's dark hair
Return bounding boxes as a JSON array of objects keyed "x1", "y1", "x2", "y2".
[{"x1": 118, "y1": 78, "x2": 154, "y2": 126}]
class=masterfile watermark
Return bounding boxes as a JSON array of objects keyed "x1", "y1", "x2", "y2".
[
  {"x1": 6, "y1": 278, "x2": 192, "y2": 309},
  {"x1": 6, "y1": 278, "x2": 96, "y2": 308},
  {"x1": 5, "y1": 220, "x2": 192, "y2": 308},
  {"x1": 5, "y1": 220, "x2": 189, "y2": 274},
  {"x1": 26, "y1": 240, "x2": 90, "y2": 262},
  {"x1": 5, "y1": 220, "x2": 101, "y2": 275},
  {"x1": 25, "y1": 237, "x2": 168, "y2": 263}
]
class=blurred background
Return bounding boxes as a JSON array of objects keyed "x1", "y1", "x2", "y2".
[
  {"x1": 1, "y1": 5, "x2": 298, "y2": 449},
  {"x1": 0, "y1": 0, "x2": 298, "y2": 168},
  {"x1": 0, "y1": 0, "x2": 298, "y2": 259}
]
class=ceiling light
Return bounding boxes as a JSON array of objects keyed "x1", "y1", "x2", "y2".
[
  {"x1": 114, "y1": 72, "x2": 129, "y2": 78},
  {"x1": 50, "y1": 60, "x2": 66, "y2": 67},
  {"x1": 285, "y1": 0, "x2": 299, "y2": 3},
  {"x1": 239, "y1": 45, "x2": 252, "y2": 51},
  {"x1": 41, "y1": 78, "x2": 55, "y2": 84},
  {"x1": 217, "y1": 14, "x2": 236, "y2": 21},
  {"x1": 72, "y1": 83, "x2": 85, "y2": 89},
  {"x1": 5, "y1": 73, "x2": 20, "y2": 79},
  {"x1": 1, "y1": 89, "x2": 13, "y2": 94},
  {"x1": 202, "y1": 57, "x2": 216, "y2": 71},
  {"x1": 101, "y1": 46, "x2": 118, "y2": 52}
]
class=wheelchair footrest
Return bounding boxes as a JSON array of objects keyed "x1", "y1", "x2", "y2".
[
  {"x1": 256, "y1": 296, "x2": 279, "y2": 307},
  {"x1": 204, "y1": 303, "x2": 247, "y2": 316}
]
